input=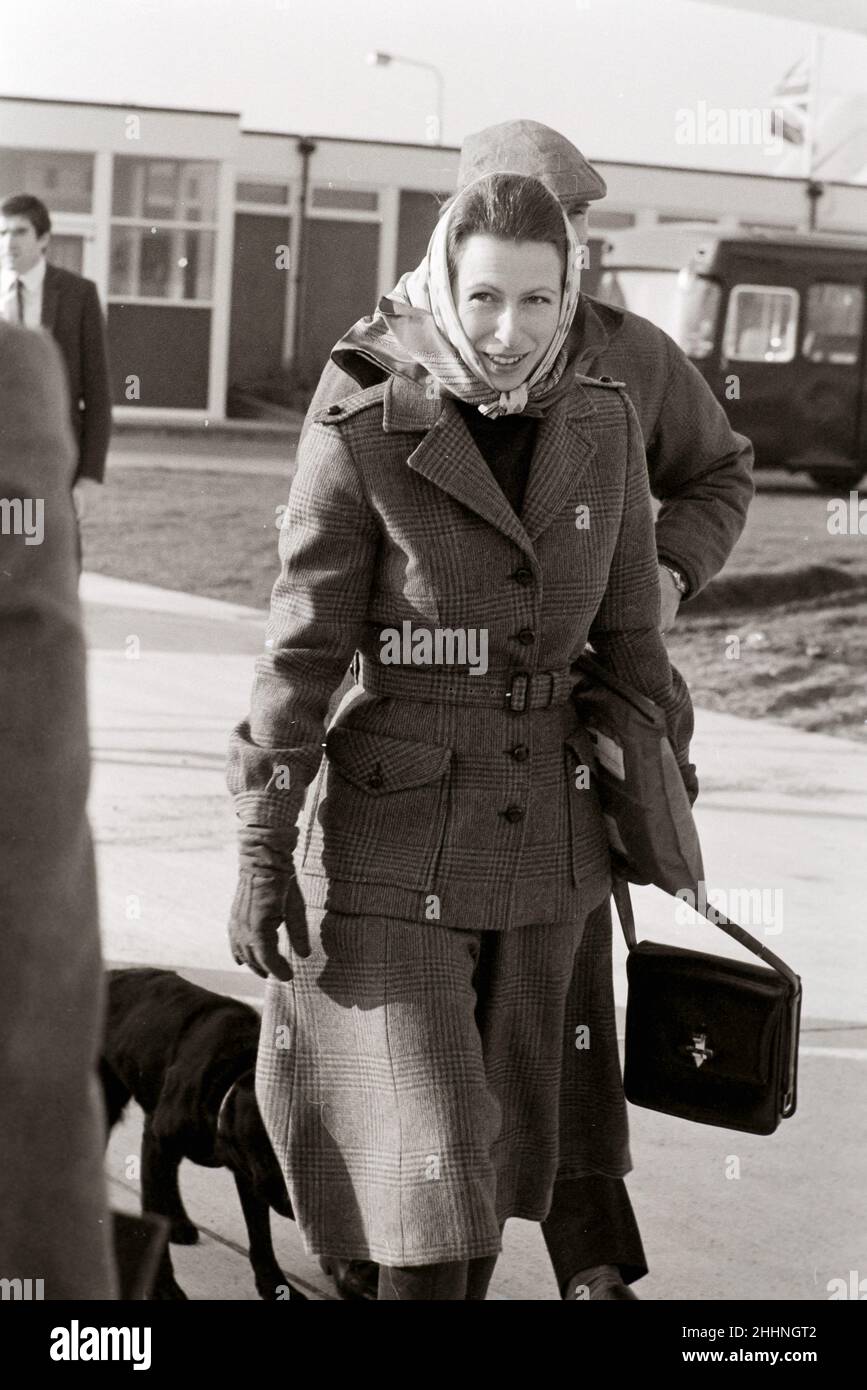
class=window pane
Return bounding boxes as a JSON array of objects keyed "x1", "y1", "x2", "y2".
[
  {"x1": 676, "y1": 272, "x2": 721, "y2": 359},
  {"x1": 236, "y1": 180, "x2": 290, "y2": 205},
  {"x1": 596, "y1": 269, "x2": 681, "y2": 338},
  {"x1": 112, "y1": 157, "x2": 217, "y2": 222},
  {"x1": 0, "y1": 149, "x2": 93, "y2": 213},
  {"x1": 597, "y1": 270, "x2": 626, "y2": 309},
  {"x1": 49, "y1": 234, "x2": 84, "y2": 274},
  {"x1": 590, "y1": 211, "x2": 636, "y2": 230},
  {"x1": 143, "y1": 161, "x2": 179, "y2": 220},
  {"x1": 109, "y1": 226, "x2": 214, "y2": 300},
  {"x1": 802, "y1": 283, "x2": 863, "y2": 365},
  {"x1": 723, "y1": 286, "x2": 798, "y2": 362},
  {"x1": 310, "y1": 186, "x2": 378, "y2": 212}
]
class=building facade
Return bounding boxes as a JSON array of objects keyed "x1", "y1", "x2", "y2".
[{"x1": 3, "y1": 94, "x2": 867, "y2": 421}]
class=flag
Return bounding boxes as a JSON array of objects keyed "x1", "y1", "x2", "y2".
[{"x1": 772, "y1": 53, "x2": 812, "y2": 146}]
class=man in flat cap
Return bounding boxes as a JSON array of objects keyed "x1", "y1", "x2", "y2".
[
  {"x1": 458, "y1": 116, "x2": 608, "y2": 208},
  {"x1": 274, "y1": 119, "x2": 754, "y2": 1302}
]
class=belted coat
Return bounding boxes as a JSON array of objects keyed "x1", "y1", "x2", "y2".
[{"x1": 228, "y1": 371, "x2": 693, "y2": 933}]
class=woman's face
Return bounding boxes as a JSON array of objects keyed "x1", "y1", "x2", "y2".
[{"x1": 453, "y1": 234, "x2": 564, "y2": 391}]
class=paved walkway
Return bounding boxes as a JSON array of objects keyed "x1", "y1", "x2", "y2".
[{"x1": 81, "y1": 572, "x2": 867, "y2": 1301}]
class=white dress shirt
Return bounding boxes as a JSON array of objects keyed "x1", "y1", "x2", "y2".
[{"x1": 0, "y1": 256, "x2": 47, "y2": 328}]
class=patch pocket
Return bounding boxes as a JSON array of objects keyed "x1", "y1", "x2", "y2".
[
  {"x1": 303, "y1": 727, "x2": 453, "y2": 892},
  {"x1": 563, "y1": 729, "x2": 608, "y2": 888}
]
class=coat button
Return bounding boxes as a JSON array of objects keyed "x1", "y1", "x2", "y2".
[
  {"x1": 511, "y1": 745, "x2": 530, "y2": 762},
  {"x1": 367, "y1": 772, "x2": 384, "y2": 789},
  {"x1": 512, "y1": 567, "x2": 533, "y2": 586},
  {"x1": 326, "y1": 404, "x2": 342, "y2": 416},
  {"x1": 515, "y1": 628, "x2": 536, "y2": 645},
  {"x1": 503, "y1": 805, "x2": 524, "y2": 823}
]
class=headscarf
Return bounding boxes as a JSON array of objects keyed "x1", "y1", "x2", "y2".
[{"x1": 334, "y1": 174, "x2": 585, "y2": 418}]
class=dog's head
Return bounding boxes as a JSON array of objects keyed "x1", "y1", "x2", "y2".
[{"x1": 215, "y1": 1073, "x2": 294, "y2": 1220}]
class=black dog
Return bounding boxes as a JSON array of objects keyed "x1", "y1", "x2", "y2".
[{"x1": 100, "y1": 967, "x2": 305, "y2": 1301}]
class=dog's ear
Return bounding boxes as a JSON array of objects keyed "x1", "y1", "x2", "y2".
[{"x1": 220, "y1": 1078, "x2": 293, "y2": 1220}]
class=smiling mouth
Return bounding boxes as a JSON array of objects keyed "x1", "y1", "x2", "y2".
[{"x1": 483, "y1": 352, "x2": 528, "y2": 370}]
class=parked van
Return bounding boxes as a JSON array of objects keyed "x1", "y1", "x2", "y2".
[{"x1": 597, "y1": 224, "x2": 867, "y2": 490}]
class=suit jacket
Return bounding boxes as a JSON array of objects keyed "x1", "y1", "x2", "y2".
[
  {"x1": 305, "y1": 294, "x2": 755, "y2": 598},
  {"x1": 41, "y1": 262, "x2": 112, "y2": 484},
  {"x1": 0, "y1": 321, "x2": 116, "y2": 1295},
  {"x1": 228, "y1": 374, "x2": 693, "y2": 932}
]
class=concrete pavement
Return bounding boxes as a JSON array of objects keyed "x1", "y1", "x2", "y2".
[{"x1": 81, "y1": 571, "x2": 867, "y2": 1301}]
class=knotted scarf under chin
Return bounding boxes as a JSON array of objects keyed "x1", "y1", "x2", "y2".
[{"x1": 331, "y1": 181, "x2": 586, "y2": 419}]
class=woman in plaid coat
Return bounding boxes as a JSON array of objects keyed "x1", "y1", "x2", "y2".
[{"x1": 227, "y1": 173, "x2": 695, "y2": 1300}]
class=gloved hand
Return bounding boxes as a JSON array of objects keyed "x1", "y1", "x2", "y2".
[
  {"x1": 228, "y1": 827, "x2": 309, "y2": 981},
  {"x1": 678, "y1": 758, "x2": 699, "y2": 807}
]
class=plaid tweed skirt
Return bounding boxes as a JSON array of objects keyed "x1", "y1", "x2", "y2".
[{"x1": 256, "y1": 899, "x2": 631, "y2": 1266}]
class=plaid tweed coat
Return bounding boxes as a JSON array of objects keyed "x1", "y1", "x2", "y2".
[
  {"x1": 311, "y1": 293, "x2": 755, "y2": 598},
  {"x1": 228, "y1": 371, "x2": 692, "y2": 933}
]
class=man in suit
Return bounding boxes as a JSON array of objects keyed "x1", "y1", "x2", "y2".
[
  {"x1": 0, "y1": 193, "x2": 111, "y2": 523},
  {"x1": 0, "y1": 319, "x2": 117, "y2": 1297}
]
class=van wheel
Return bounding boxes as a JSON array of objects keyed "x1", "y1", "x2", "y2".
[{"x1": 808, "y1": 469, "x2": 865, "y2": 493}]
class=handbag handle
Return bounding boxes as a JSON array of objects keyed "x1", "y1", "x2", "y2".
[{"x1": 611, "y1": 876, "x2": 801, "y2": 992}]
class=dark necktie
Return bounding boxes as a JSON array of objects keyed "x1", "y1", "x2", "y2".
[{"x1": 15, "y1": 278, "x2": 25, "y2": 324}]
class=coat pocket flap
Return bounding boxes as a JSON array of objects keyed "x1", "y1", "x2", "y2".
[{"x1": 325, "y1": 727, "x2": 452, "y2": 793}]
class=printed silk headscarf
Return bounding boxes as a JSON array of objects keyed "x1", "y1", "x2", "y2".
[{"x1": 333, "y1": 174, "x2": 585, "y2": 418}]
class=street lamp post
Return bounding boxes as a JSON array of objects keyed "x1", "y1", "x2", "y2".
[{"x1": 366, "y1": 50, "x2": 445, "y2": 145}]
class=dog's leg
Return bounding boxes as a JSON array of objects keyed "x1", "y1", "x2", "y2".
[
  {"x1": 141, "y1": 1115, "x2": 198, "y2": 1246},
  {"x1": 233, "y1": 1172, "x2": 305, "y2": 1300},
  {"x1": 99, "y1": 1059, "x2": 131, "y2": 1135}
]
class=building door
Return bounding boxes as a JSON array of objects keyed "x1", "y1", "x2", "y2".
[
  {"x1": 299, "y1": 219, "x2": 379, "y2": 385},
  {"x1": 227, "y1": 212, "x2": 291, "y2": 404}
]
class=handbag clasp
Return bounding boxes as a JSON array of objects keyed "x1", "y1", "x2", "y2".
[{"x1": 682, "y1": 1031, "x2": 715, "y2": 1069}]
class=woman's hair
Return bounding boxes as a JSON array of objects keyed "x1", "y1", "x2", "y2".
[{"x1": 443, "y1": 173, "x2": 568, "y2": 284}]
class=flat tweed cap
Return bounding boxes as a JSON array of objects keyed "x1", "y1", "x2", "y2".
[{"x1": 457, "y1": 119, "x2": 607, "y2": 204}]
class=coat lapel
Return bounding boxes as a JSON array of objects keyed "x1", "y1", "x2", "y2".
[
  {"x1": 385, "y1": 376, "x2": 530, "y2": 551},
  {"x1": 382, "y1": 372, "x2": 601, "y2": 552},
  {"x1": 519, "y1": 390, "x2": 599, "y2": 544},
  {"x1": 40, "y1": 263, "x2": 59, "y2": 333}
]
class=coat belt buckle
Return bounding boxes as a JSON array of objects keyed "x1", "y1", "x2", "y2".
[{"x1": 506, "y1": 671, "x2": 530, "y2": 713}]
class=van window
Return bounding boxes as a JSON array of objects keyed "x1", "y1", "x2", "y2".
[
  {"x1": 676, "y1": 271, "x2": 721, "y2": 359},
  {"x1": 802, "y1": 284, "x2": 863, "y2": 365},
  {"x1": 723, "y1": 285, "x2": 799, "y2": 363},
  {"x1": 595, "y1": 269, "x2": 681, "y2": 339}
]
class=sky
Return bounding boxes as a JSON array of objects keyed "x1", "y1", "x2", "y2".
[{"x1": 1, "y1": 0, "x2": 866, "y2": 175}]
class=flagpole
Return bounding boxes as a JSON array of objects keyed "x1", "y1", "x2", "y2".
[{"x1": 804, "y1": 29, "x2": 824, "y2": 228}]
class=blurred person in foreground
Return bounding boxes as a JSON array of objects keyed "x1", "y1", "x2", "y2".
[
  {"x1": 0, "y1": 193, "x2": 111, "y2": 531},
  {"x1": 227, "y1": 172, "x2": 698, "y2": 1300},
  {"x1": 287, "y1": 121, "x2": 754, "y2": 1302},
  {"x1": 0, "y1": 319, "x2": 116, "y2": 1298}
]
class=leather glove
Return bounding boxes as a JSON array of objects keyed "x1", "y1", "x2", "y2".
[
  {"x1": 678, "y1": 758, "x2": 699, "y2": 807},
  {"x1": 228, "y1": 827, "x2": 309, "y2": 982},
  {"x1": 668, "y1": 664, "x2": 699, "y2": 806}
]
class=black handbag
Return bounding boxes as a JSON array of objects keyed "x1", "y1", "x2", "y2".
[{"x1": 613, "y1": 879, "x2": 802, "y2": 1136}]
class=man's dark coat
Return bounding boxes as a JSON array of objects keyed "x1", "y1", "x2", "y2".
[{"x1": 41, "y1": 263, "x2": 112, "y2": 484}]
